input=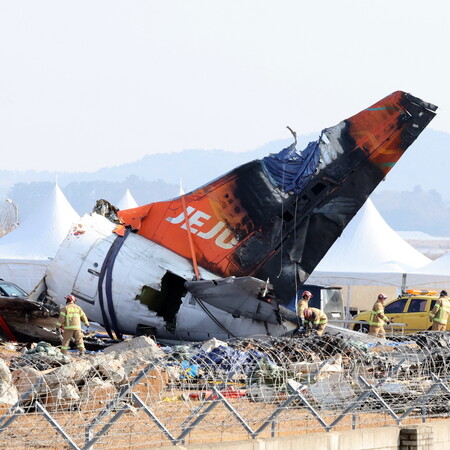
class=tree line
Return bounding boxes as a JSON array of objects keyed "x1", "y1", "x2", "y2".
[{"x1": 7, "y1": 180, "x2": 450, "y2": 237}]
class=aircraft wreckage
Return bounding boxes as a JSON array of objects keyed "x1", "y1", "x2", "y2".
[{"x1": 9, "y1": 91, "x2": 437, "y2": 344}]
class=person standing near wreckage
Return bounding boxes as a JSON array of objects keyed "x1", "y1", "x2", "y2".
[
  {"x1": 296, "y1": 290, "x2": 313, "y2": 325},
  {"x1": 55, "y1": 295, "x2": 90, "y2": 356},
  {"x1": 429, "y1": 290, "x2": 450, "y2": 331},
  {"x1": 369, "y1": 293, "x2": 392, "y2": 337}
]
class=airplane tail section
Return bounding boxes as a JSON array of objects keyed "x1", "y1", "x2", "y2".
[{"x1": 117, "y1": 91, "x2": 437, "y2": 304}]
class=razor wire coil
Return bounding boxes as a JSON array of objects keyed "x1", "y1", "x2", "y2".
[{"x1": 1, "y1": 332, "x2": 450, "y2": 448}]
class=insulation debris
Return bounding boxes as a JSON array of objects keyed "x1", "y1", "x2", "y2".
[{"x1": 0, "y1": 329, "x2": 449, "y2": 447}]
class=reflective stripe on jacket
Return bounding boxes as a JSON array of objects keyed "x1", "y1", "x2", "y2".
[
  {"x1": 305, "y1": 307, "x2": 328, "y2": 326},
  {"x1": 369, "y1": 300, "x2": 389, "y2": 326},
  {"x1": 429, "y1": 297, "x2": 450, "y2": 324},
  {"x1": 56, "y1": 304, "x2": 89, "y2": 330}
]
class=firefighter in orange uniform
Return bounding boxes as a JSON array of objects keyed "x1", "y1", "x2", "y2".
[
  {"x1": 303, "y1": 307, "x2": 328, "y2": 336},
  {"x1": 369, "y1": 293, "x2": 392, "y2": 337},
  {"x1": 429, "y1": 290, "x2": 450, "y2": 331},
  {"x1": 56, "y1": 295, "x2": 90, "y2": 355}
]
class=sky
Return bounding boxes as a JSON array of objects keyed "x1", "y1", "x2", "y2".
[{"x1": 1, "y1": 1, "x2": 449, "y2": 173}]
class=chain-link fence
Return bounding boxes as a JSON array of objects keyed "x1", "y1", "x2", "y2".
[{"x1": 1, "y1": 331, "x2": 450, "y2": 449}]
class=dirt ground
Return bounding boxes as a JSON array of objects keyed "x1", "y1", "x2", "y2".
[{"x1": 0, "y1": 395, "x2": 447, "y2": 449}]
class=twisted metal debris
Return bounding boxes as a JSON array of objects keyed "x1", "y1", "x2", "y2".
[{"x1": 1, "y1": 331, "x2": 450, "y2": 449}]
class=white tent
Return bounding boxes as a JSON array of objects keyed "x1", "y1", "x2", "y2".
[
  {"x1": 307, "y1": 199, "x2": 432, "y2": 288},
  {"x1": 411, "y1": 252, "x2": 450, "y2": 276},
  {"x1": 0, "y1": 184, "x2": 79, "y2": 292},
  {"x1": 116, "y1": 189, "x2": 138, "y2": 210},
  {"x1": 402, "y1": 250, "x2": 450, "y2": 292}
]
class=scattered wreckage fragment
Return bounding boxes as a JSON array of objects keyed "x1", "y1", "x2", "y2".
[
  {"x1": 2, "y1": 333, "x2": 450, "y2": 447},
  {"x1": 39, "y1": 91, "x2": 437, "y2": 342},
  {"x1": 0, "y1": 296, "x2": 59, "y2": 343},
  {"x1": 1, "y1": 333, "x2": 446, "y2": 412},
  {"x1": 0, "y1": 279, "x2": 60, "y2": 343},
  {"x1": 0, "y1": 280, "x2": 114, "y2": 349}
]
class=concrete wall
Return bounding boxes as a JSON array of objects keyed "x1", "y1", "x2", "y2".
[
  {"x1": 432, "y1": 420, "x2": 450, "y2": 450},
  {"x1": 161, "y1": 420, "x2": 450, "y2": 450}
]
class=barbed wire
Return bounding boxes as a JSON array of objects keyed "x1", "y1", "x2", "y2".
[{"x1": 1, "y1": 331, "x2": 450, "y2": 448}]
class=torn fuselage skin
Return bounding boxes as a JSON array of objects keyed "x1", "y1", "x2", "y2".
[
  {"x1": 0, "y1": 297, "x2": 60, "y2": 343},
  {"x1": 42, "y1": 91, "x2": 436, "y2": 342},
  {"x1": 136, "y1": 271, "x2": 186, "y2": 333},
  {"x1": 44, "y1": 214, "x2": 286, "y2": 341},
  {"x1": 115, "y1": 92, "x2": 437, "y2": 309},
  {"x1": 219, "y1": 92, "x2": 438, "y2": 303}
]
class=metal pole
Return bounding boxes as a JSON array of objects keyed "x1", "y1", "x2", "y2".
[
  {"x1": 180, "y1": 187, "x2": 200, "y2": 280},
  {"x1": 346, "y1": 285, "x2": 351, "y2": 329},
  {"x1": 36, "y1": 402, "x2": 80, "y2": 450},
  {"x1": 401, "y1": 273, "x2": 407, "y2": 293}
]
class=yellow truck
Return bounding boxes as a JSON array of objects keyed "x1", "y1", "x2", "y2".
[{"x1": 352, "y1": 290, "x2": 447, "y2": 333}]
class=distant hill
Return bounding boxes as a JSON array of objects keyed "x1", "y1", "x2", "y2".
[
  {"x1": 90, "y1": 138, "x2": 295, "y2": 192},
  {"x1": 2, "y1": 129, "x2": 449, "y2": 197},
  {"x1": 371, "y1": 187, "x2": 450, "y2": 236},
  {"x1": 0, "y1": 135, "x2": 313, "y2": 198},
  {"x1": 2, "y1": 129, "x2": 450, "y2": 236},
  {"x1": 372, "y1": 128, "x2": 450, "y2": 196}
]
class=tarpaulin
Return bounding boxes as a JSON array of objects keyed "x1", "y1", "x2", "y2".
[
  {"x1": 262, "y1": 138, "x2": 321, "y2": 194},
  {"x1": 191, "y1": 345, "x2": 273, "y2": 376}
]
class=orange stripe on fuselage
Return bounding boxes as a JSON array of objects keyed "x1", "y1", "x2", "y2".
[{"x1": 117, "y1": 172, "x2": 255, "y2": 274}]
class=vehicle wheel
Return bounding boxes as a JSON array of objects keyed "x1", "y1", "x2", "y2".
[{"x1": 354, "y1": 323, "x2": 369, "y2": 333}]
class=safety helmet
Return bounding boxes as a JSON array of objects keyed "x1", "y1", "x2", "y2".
[
  {"x1": 65, "y1": 295, "x2": 76, "y2": 303},
  {"x1": 302, "y1": 290, "x2": 313, "y2": 298},
  {"x1": 304, "y1": 308, "x2": 313, "y2": 318},
  {"x1": 440, "y1": 290, "x2": 448, "y2": 297},
  {"x1": 378, "y1": 293, "x2": 387, "y2": 301}
]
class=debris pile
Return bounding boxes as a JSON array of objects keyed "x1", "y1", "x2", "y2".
[
  {"x1": 0, "y1": 331, "x2": 450, "y2": 447},
  {"x1": 0, "y1": 336, "x2": 168, "y2": 412}
]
